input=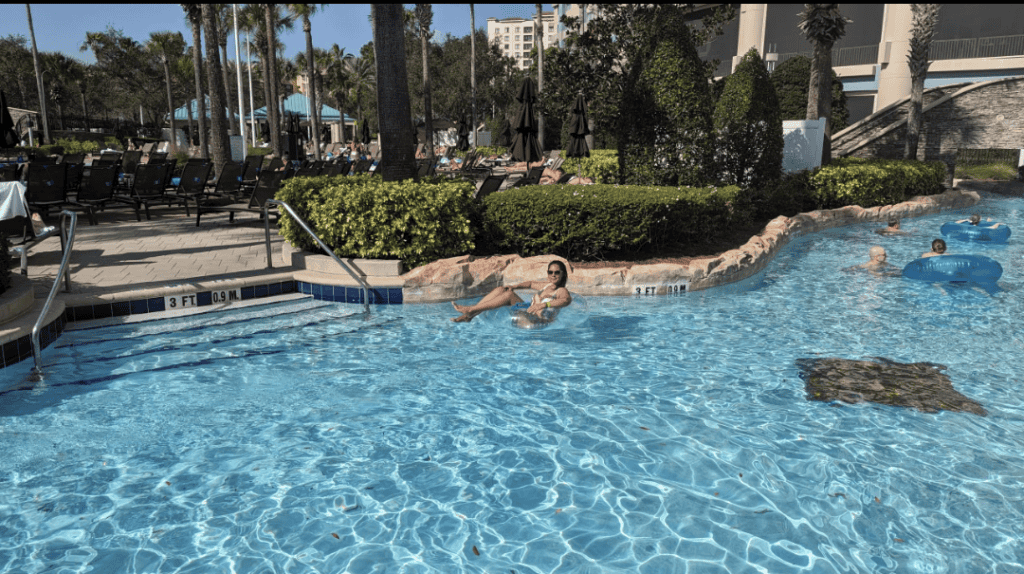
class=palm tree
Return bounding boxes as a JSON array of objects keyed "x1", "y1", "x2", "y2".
[
  {"x1": 797, "y1": 4, "x2": 848, "y2": 166},
  {"x1": 264, "y1": 4, "x2": 282, "y2": 155},
  {"x1": 535, "y1": 3, "x2": 544, "y2": 151},
  {"x1": 149, "y1": 31, "x2": 185, "y2": 156},
  {"x1": 182, "y1": 4, "x2": 208, "y2": 159},
  {"x1": 371, "y1": 4, "x2": 416, "y2": 181},
  {"x1": 42, "y1": 52, "x2": 80, "y2": 131},
  {"x1": 287, "y1": 4, "x2": 322, "y2": 160},
  {"x1": 201, "y1": 4, "x2": 231, "y2": 167},
  {"x1": 345, "y1": 56, "x2": 375, "y2": 139},
  {"x1": 415, "y1": 4, "x2": 434, "y2": 159},
  {"x1": 26, "y1": 4, "x2": 51, "y2": 144},
  {"x1": 173, "y1": 54, "x2": 196, "y2": 151},
  {"x1": 215, "y1": 5, "x2": 240, "y2": 137},
  {"x1": 905, "y1": 4, "x2": 940, "y2": 160}
]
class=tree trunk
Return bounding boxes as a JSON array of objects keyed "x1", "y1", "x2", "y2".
[
  {"x1": 304, "y1": 15, "x2": 321, "y2": 161},
  {"x1": 371, "y1": 4, "x2": 416, "y2": 181},
  {"x1": 261, "y1": 53, "x2": 273, "y2": 145},
  {"x1": 264, "y1": 5, "x2": 281, "y2": 156},
  {"x1": 219, "y1": 39, "x2": 240, "y2": 136},
  {"x1": 26, "y1": 5, "x2": 50, "y2": 145},
  {"x1": 536, "y1": 3, "x2": 544, "y2": 151},
  {"x1": 189, "y1": 16, "x2": 209, "y2": 159},
  {"x1": 421, "y1": 9, "x2": 433, "y2": 160},
  {"x1": 905, "y1": 76, "x2": 925, "y2": 160},
  {"x1": 470, "y1": 4, "x2": 476, "y2": 150},
  {"x1": 202, "y1": 4, "x2": 232, "y2": 167},
  {"x1": 162, "y1": 56, "x2": 177, "y2": 157},
  {"x1": 806, "y1": 40, "x2": 833, "y2": 166}
]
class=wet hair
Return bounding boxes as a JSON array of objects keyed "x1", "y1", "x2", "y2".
[
  {"x1": 888, "y1": 217, "x2": 900, "y2": 227},
  {"x1": 931, "y1": 238, "x2": 946, "y2": 254},
  {"x1": 969, "y1": 214, "x2": 981, "y2": 225},
  {"x1": 548, "y1": 260, "x2": 568, "y2": 288}
]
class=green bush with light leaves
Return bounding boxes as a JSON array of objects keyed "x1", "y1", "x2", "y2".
[
  {"x1": 809, "y1": 158, "x2": 946, "y2": 209},
  {"x1": 275, "y1": 175, "x2": 475, "y2": 268},
  {"x1": 481, "y1": 183, "x2": 745, "y2": 261}
]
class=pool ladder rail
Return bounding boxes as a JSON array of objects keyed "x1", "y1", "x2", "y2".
[
  {"x1": 31, "y1": 210, "x2": 77, "y2": 376},
  {"x1": 262, "y1": 199, "x2": 371, "y2": 314}
]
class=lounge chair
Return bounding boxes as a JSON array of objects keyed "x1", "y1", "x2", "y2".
[
  {"x1": 99, "y1": 151, "x2": 122, "y2": 163},
  {"x1": 351, "y1": 159, "x2": 373, "y2": 174},
  {"x1": 474, "y1": 174, "x2": 507, "y2": 200},
  {"x1": 24, "y1": 162, "x2": 69, "y2": 220},
  {"x1": 556, "y1": 172, "x2": 574, "y2": 184},
  {"x1": 116, "y1": 163, "x2": 186, "y2": 221},
  {"x1": 167, "y1": 161, "x2": 213, "y2": 216},
  {"x1": 512, "y1": 165, "x2": 545, "y2": 188},
  {"x1": 241, "y1": 155, "x2": 262, "y2": 191},
  {"x1": 0, "y1": 164, "x2": 19, "y2": 182},
  {"x1": 293, "y1": 166, "x2": 321, "y2": 178},
  {"x1": 204, "y1": 161, "x2": 244, "y2": 200},
  {"x1": 195, "y1": 169, "x2": 285, "y2": 226},
  {"x1": 69, "y1": 164, "x2": 119, "y2": 225},
  {"x1": 147, "y1": 151, "x2": 168, "y2": 165},
  {"x1": 0, "y1": 213, "x2": 62, "y2": 276}
]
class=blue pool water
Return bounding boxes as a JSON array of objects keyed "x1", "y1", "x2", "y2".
[{"x1": 2, "y1": 193, "x2": 1023, "y2": 573}]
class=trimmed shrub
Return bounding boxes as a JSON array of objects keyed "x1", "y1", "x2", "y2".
[
  {"x1": 54, "y1": 137, "x2": 100, "y2": 155},
  {"x1": 481, "y1": 183, "x2": 744, "y2": 261},
  {"x1": 770, "y1": 55, "x2": 849, "y2": 132},
  {"x1": 559, "y1": 149, "x2": 618, "y2": 184},
  {"x1": 713, "y1": 48, "x2": 784, "y2": 191},
  {"x1": 275, "y1": 175, "x2": 475, "y2": 268},
  {"x1": 619, "y1": 8, "x2": 714, "y2": 187},
  {"x1": 247, "y1": 146, "x2": 273, "y2": 157},
  {"x1": 809, "y1": 158, "x2": 946, "y2": 209}
]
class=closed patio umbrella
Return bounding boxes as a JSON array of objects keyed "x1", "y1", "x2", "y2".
[
  {"x1": 456, "y1": 117, "x2": 470, "y2": 152},
  {"x1": 565, "y1": 93, "x2": 592, "y2": 176},
  {"x1": 360, "y1": 120, "x2": 371, "y2": 145},
  {"x1": 1, "y1": 91, "x2": 18, "y2": 148},
  {"x1": 510, "y1": 78, "x2": 542, "y2": 164}
]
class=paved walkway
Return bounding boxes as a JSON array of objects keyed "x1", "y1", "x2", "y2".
[{"x1": 19, "y1": 203, "x2": 295, "y2": 300}]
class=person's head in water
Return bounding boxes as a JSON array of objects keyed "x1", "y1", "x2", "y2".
[
  {"x1": 888, "y1": 217, "x2": 900, "y2": 229},
  {"x1": 932, "y1": 238, "x2": 947, "y2": 254},
  {"x1": 869, "y1": 246, "x2": 887, "y2": 262},
  {"x1": 969, "y1": 214, "x2": 981, "y2": 226},
  {"x1": 547, "y1": 261, "x2": 568, "y2": 288}
]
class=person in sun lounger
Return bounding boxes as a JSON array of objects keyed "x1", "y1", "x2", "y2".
[{"x1": 452, "y1": 261, "x2": 572, "y2": 323}]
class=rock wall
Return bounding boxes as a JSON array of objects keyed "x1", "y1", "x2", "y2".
[{"x1": 400, "y1": 189, "x2": 980, "y2": 302}]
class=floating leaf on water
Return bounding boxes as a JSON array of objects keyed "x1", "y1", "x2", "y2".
[
  {"x1": 895, "y1": 538, "x2": 904, "y2": 543},
  {"x1": 165, "y1": 481, "x2": 171, "y2": 486},
  {"x1": 755, "y1": 509, "x2": 771, "y2": 514},
  {"x1": 639, "y1": 427, "x2": 650, "y2": 431},
  {"x1": 555, "y1": 509, "x2": 562, "y2": 514},
  {"x1": 714, "y1": 492, "x2": 719, "y2": 496},
  {"x1": 739, "y1": 473, "x2": 743, "y2": 477},
  {"x1": 343, "y1": 505, "x2": 358, "y2": 512},
  {"x1": 875, "y1": 497, "x2": 881, "y2": 503},
  {"x1": 829, "y1": 493, "x2": 846, "y2": 499},
  {"x1": 331, "y1": 533, "x2": 339, "y2": 539},
  {"x1": 472, "y1": 546, "x2": 480, "y2": 556}
]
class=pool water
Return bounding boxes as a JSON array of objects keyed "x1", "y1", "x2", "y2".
[{"x1": 2, "y1": 193, "x2": 1023, "y2": 573}]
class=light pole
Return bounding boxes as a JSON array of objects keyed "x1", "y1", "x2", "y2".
[{"x1": 232, "y1": 3, "x2": 247, "y2": 159}]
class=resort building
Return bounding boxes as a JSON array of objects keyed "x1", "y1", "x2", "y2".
[
  {"x1": 550, "y1": 4, "x2": 1024, "y2": 126},
  {"x1": 486, "y1": 11, "x2": 558, "y2": 70}
]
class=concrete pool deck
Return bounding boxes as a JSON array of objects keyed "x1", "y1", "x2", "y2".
[{"x1": 0, "y1": 185, "x2": 990, "y2": 366}]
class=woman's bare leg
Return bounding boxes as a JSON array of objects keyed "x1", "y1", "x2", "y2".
[{"x1": 452, "y1": 287, "x2": 523, "y2": 322}]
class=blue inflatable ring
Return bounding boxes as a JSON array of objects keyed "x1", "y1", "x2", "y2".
[
  {"x1": 903, "y1": 254, "x2": 1002, "y2": 284},
  {"x1": 478, "y1": 292, "x2": 590, "y2": 331},
  {"x1": 940, "y1": 221, "x2": 1011, "y2": 243}
]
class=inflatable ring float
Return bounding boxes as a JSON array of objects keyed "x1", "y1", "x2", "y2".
[
  {"x1": 902, "y1": 254, "x2": 1002, "y2": 284},
  {"x1": 478, "y1": 292, "x2": 590, "y2": 331},
  {"x1": 940, "y1": 221, "x2": 1010, "y2": 243}
]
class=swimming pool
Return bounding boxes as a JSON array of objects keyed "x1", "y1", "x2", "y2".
[{"x1": 1, "y1": 192, "x2": 1022, "y2": 573}]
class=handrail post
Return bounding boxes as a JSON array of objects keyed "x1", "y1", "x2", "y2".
[
  {"x1": 265, "y1": 199, "x2": 371, "y2": 314},
  {"x1": 31, "y1": 210, "x2": 78, "y2": 375},
  {"x1": 264, "y1": 205, "x2": 273, "y2": 269}
]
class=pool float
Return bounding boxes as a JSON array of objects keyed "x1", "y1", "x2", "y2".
[
  {"x1": 478, "y1": 292, "x2": 590, "y2": 331},
  {"x1": 902, "y1": 254, "x2": 1002, "y2": 284},
  {"x1": 940, "y1": 221, "x2": 1011, "y2": 243}
]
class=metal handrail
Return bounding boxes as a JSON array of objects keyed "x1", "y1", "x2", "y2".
[
  {"x1": 263, "y1": 199, "x2": 371, "y2": 314},
  {"x1": 31, "y1": 210, "x2": 77, "y2": 375}
]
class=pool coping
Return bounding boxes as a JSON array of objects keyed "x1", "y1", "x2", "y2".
[{"x1": 0, "y1": 188, "x2": 982, "y2": 369}]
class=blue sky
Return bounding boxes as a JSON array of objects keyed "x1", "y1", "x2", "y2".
[{"x1": 3, "y1": 4, "x2": 546, "y2": 64}]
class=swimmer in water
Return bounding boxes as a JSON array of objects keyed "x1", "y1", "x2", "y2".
[
  {"x1": 451, "y1": 261, "x2": 572, "y2": 323},
  {"x1": 921, "y1": 238, "x2": 947, "y2": 258}
]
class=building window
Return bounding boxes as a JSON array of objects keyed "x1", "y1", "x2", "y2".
[
  {"x1": 504, "y1": 27, "x2": 509, "y2": 32},
  {"x1": 524, "y1": 26, "x2": 532, "y2": 33},
  {"x1": 523, "y1": 35, "x2": 532, "y2": 42},
  {"x1": 504, "y1": 44, "x2": 509, "y2": 50}
]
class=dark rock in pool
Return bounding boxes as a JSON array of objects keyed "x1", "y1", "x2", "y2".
[{"x1": 796, "y1": 357, "x2": 987, "y2": 416}]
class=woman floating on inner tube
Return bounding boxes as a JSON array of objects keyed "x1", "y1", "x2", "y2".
[
  {"x1": 451, "y1": 261, "x2": 572, "y2": 324},
  {"x1": 957, "y1": 214, "x2": 1005, "y2": 229},
  {"x1": 941, "y1": 213, "x2": 1011, "y2": 243}
]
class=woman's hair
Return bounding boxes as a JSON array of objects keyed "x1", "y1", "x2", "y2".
[
  {"x1": 888, "y1": 217, "x2": 900, "y2": 227},
  {"x1": 548, "y1": 260, "x2": 568, "y2": 288},
  {"x1": 932, "y1": 238, "x2": 947, "y2": 253},
  {"x1": 969, "y1": 214, "x2": 981, "y2": 225}
]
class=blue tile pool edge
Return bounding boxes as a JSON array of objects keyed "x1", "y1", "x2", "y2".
[{"x1": 1, "y1": 278, "x2": 405, "y2": 370}]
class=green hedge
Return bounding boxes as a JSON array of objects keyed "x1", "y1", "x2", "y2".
[
  {"x1": 481, "y1": 183, "x2": 744, "y2": 260},
  {"x1": 558, "y1": 149, "x2": 618, "y2": 184},
  {"x1": 808, "y1": 158, "x2": 946, "y2": 210},
  {"x1": 275, "y1": 175, "x2": 475, "y2": 268}
]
